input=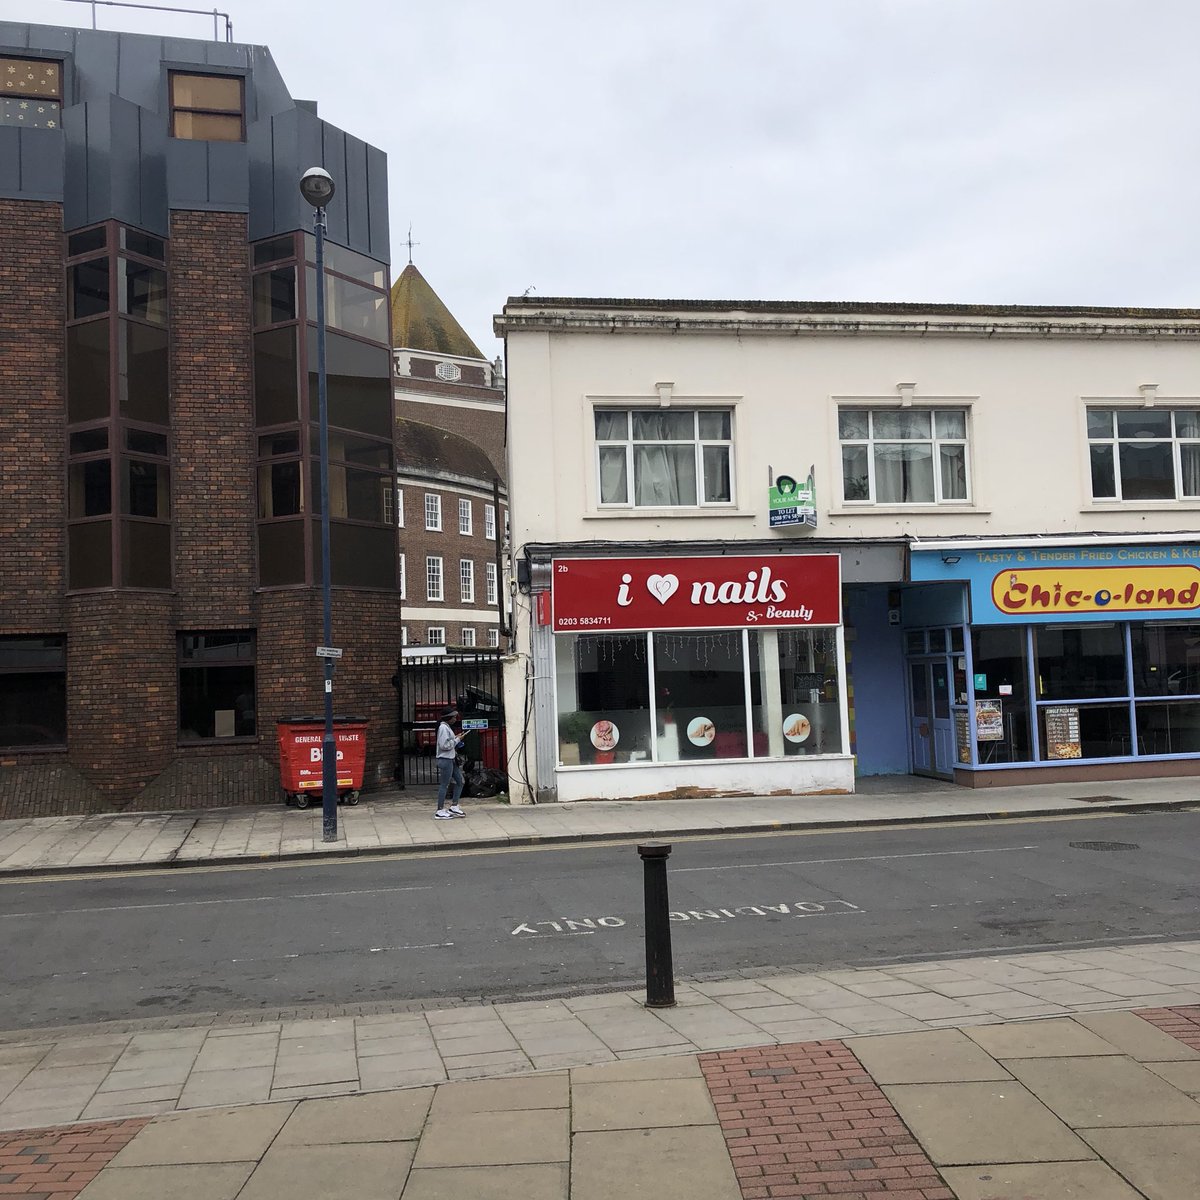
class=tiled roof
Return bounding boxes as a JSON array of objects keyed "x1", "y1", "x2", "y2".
[
  {"x1": 391, "y1": 263, "x2": 484, "y2": 358},
  {"x1": 396, "y1": 418, "x2": 499, "y2": 483}
]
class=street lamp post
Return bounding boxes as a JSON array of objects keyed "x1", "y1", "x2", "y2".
[{"x1": 300, "y1": 166, "x2": 338, "y2": 843}]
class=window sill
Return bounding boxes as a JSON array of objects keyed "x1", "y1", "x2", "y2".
[
  {"x1": 827, "y1": 506, "x2": 991, "y2": 517},
  {"x1": 556, "y1": 753, "x2": 853, "y2": 770},
  {"x1": 0, "y1": 743, "x2": 67, "y2": 756},
  {"x1": 178, "y1": 736, "x2": 259, "y2": 748},
  {"x1": 583, "y1": 508, "x2": 755, "y2": 520},
  {"x1": 1081, "y1": 502, "x2": 1200, "y2": 512}
]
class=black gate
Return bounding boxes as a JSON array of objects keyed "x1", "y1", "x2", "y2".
[{"x1": 395, "y1": 651, "x2": 506, "y2": 786}]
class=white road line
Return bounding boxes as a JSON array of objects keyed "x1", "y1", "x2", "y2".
[
  {"x1": 672, "y1": 845, "x2": 1040, "y2": 874},
  {"x1": 0, "y1": 883, "x2": 433, "y2": 920}
]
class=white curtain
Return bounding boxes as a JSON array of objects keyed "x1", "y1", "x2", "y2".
[{"x1": 874, "y1": 443, "x2": 933, "y2": 503}]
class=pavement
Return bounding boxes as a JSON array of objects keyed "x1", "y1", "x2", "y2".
[
  {"x1": 1, "y1": 772, "x2": 1197, "y2": 877},
  {"x1": 3, "y1": 778, "x2": 1200, "y2": 1196},
  {"x1": 1, "y1": 942, "x2": 1199, "y2": 1197}
]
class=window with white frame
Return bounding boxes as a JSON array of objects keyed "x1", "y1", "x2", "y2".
[
  {"x1": 484, "y1": 503, "x2": 496, "y2": 540},
  {"x1": 458, "y1": 498, "x2": 472, "y2": 535},
  {"x1": 401, "y1": 625, "x2": 408, "y2": 646},
  {"x1": 427, "y1": 626, "x2": 445, "y2": 646},
  {"x1": 396, "y1": 488, "x2": 404, "y2": 527},
  {"x1": 461, "y1": 627, "x2": 476, "y2": 646},
  {"x1": 460, "y1": 559, "x2": 474, "y2": 603},
  {"x1": 399, "y1": 552, "x2": 406, "y2": 600},
  {"x1": 485, "y1": 561, "x2": 498, "y2": 605},
  {"x1": 838, "y1": 408, "x2": 969, "y2": 504},
  {"x1": 1087, "y1": 408, "x2": 1200, "y2": 500},
  {"x1": 382, "y1": 484, "x2": 393, "y2": 527},
  {"x1": 426, "y1": 555, "x2": 443, "y2": 601},
  {"x1": 595, "y1": 408, "x2": 733, "y2": 507},
  {"x1": 424, "y1": 492, "x2": 441, "y2": 530},
  {"x1": 487, "y1": 627, "x2": 500, "y2": 647}
]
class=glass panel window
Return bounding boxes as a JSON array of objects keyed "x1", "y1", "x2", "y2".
[
  {"x1": 1135, "y1": 701, "x2": 1200, "y2": 755},
  {"x1": 257, "y1": 460, "x2": 302, "y2": 517},
  {"x1": 1086, "y1": 407, "x2": 1200, "y2": 500},
  {"x1": 311, "y1": 463, "x2": 389, "y2": 522},
  {"x1": 68, "y1": 520, "x2": 112, "y2": 590},
  {"x1": 321, "y1": 242, "x2": 387, "y2": 289},
  {"x1": 122, "y1": 519, "x2": 171, "y2": 588},
  {"x1": 69, "y1": 428, "x2": 108, "y2": 454},
  {"x1": 971, "y1": 626, "x2": 1032, "y2": 763},
  {"x1": 485, "y1": 562, "x2": 498, "y2": 605},
  {"x1": 68, "y1": 459, "x2": 111, "y2": 517},
  {"x1": 654, "y1": 631, "x2": 747, "y2": 760},
  {"x1": 484, "y1": 504, "x2": 496, "y2": 540},
  {"x1": 71, "y1": 259, "x2": 110, "y2": 319},
  {"x1": 460, "y1": 559, "x2": 474, "y2": 603},
  {"x1": 252, "y1": 267, "x2": 296, "y2": 327},
  {"x1": 121, "y1": 229, "x2": 164, "y2": 260},
  {"x1": 307, "y1": 331, "x2": 392, "y2": 437},
  {"x1": 257, "y1": 521, "x2": 305, "y2": 587},
  {"x1": 748, "y1": 629, "x2": 842, "y2": 757},
  {"x1": 425, "y1": 493, "x2": 441, "y2": 530},
  {"x1": 427, "y1": 626, "x2": 446, "y2": 646},
  {"x1": 595, "y1": 407, "x2": 734, "y2": 508},
  {"x1": 459, "y1": 498, "x2": 472, "y2": 535},
  {"x1": 69, "y1": 227, "x2": 107, "y2": 257},
  {"x1": 319, "y1": 522, "x2": 396, "y2": 589},
  {"x1": 121, "y1": 459, "x2": 170, "y2": 518},
  {"x1": 487, "y1": 628, "x2": 500, "y2": 647},
  {"x1": 426, "y1": 556, "x2": 443, "y2": 601},
  {"x1": 399, "y1": 553, "x2": 406, "y2": 600},
  {"x1": 396, "y1": 488, "x2": 405, "y2": 527},
  {"x1": 306, "y1": 268, "x2": 389, "y2": 342},
  {"x1": 838, "y1": 407, "x2": 970, "y2": 504},
  {"x1": 556, "y1": 633, "x2": 651, "y2": 765},
  {"x1": 119, "y1": 322, "x2": 169, "y2": 425},
  {"x1": 1131, "y1": 622, "x2": 1200, "y2": 697},
  {"x1": 253, "y1": 236, "x2": 295, "y2": 267},
  {"x1": 1037, "y1": 703, "x2": 1130, "y2": 760},
  {"x1": 0, "y1": 635, "x2": 66, "y2": 748},
  {"x1": 0, "y1": 56, "x2": 62, "y2": 130},
  {"x1": 461, "y1": 627, "x2": 476, "y2": 647},
  {"x1": 178, "y1": 631, "x2": 256, "y2": 740},
  {"x1": 126, "y1": 428, "x2": 168, "y2": 456},
  {"x1": 1035, "y1": 623, "x2": 1127, "y2": 700},
  {"x1": 121, "y1": 260, "x2": 167, "y2": 323},
  {"x1": 170, "y1": 72, "x2": 244, "y2": 142},
  {"x1": 254, "y1": 327, "x2": 299, "y2": 426}
]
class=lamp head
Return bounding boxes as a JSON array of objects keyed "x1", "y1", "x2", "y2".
[{"x1": 299, "y1": 167, "x2": 335, "y2": 209}]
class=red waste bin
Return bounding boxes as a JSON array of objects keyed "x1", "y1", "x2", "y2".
[{"x1": 277, "y1": 715, "x2": 368, "y2": 809}]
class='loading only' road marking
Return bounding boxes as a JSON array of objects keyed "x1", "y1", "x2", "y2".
[{"x1": 510, "y1": 899, "x2": 861, "y2": 936}]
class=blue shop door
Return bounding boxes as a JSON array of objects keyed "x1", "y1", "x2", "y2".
[{"x1": 909, "y1": 660, "x2": 953, "y2": 778}]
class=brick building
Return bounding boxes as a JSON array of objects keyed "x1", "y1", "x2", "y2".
[
  {"x1": 0, "y1": 21, "x2": 402, "y2": 816},
  {"x1": 391, "y1": 263, "x2": 508, "y2": 650}
]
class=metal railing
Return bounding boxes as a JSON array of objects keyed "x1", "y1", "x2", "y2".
[{"x1": 62, "y1": 0, "x2": 233, "y2": 41}]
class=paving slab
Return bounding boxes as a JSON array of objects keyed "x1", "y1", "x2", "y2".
[
  {"x1": 1074, "y1": 1010, "x2": 1200, "y2": 1061},
  {"x1": 111, "y1": 1101, "x2": 294, "y2": 1165},
  {"x1": 847, "y1": 1028, "x2": 1014, "y2": 1084},
  {"x1": 572, "y1": 1077, "x2": 718, "y2": 1131},
  {"x1": 429, "y1": 1073, "x2": 566, "y2": 1116},
  {"x1": 964, "y1": 1017, "x2": 1124, "y2": 1058},
  {"x1": 1004, "y1": 1055, "x2": 1200, "y2": 1127},
  {"x1": 882, "y1": 1080, "x2": 1095, "y2": 1165},
  {"x1": 1080, "y1": 1125, "x2": 1200, "y2": 1200},
  {"x1": 571, "y1": 1127, "x2": 740, "y2": 1200},
  {"x1": 238, "y1": 1141, "x2": 416, "y2": 1200},
  {"x1": 276, "y1": 1087, "x2": 434, "y2": 1144},
  {"x1": 414, "y1": 1108, "x2": 569, "y2": 1167},
  {"x1": 177, "y1": 1066, "x2": 275, "y2": 1109},
  {"x1": 941, "y1": 1159, "x2": 1145, "y2": 1199},
  {"x1": 401, "y1": 1163, "x2": 568, "y2": 1200},
  {"x1": 1145, "y1": 1060, "x2": 1200, "y2": 1094},
  {"x1": 570, "y1": 1055, "x2": 701, "y2": 1083},
  {"x1": 76, "y1": 1162, "x2": 255, "y2": 1200}
]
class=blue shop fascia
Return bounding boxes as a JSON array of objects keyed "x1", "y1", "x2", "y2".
[{"x1": 900, "y1": 535, "x2": 1200, "y2": 785}]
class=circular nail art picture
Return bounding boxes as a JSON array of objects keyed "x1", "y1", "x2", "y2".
[
  {"x1": 783, "y1": 713, "x2": 811, "y2": 743},
  {"x1": 687, "y1": 716, "x2": 716, "y2": 746}
]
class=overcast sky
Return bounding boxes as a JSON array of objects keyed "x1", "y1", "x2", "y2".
[{"x1": 11, "y1": 0, "x2": 1200, "y2": 354}]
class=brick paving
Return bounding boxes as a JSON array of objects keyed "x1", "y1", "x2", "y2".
[
  {"x1": 700, "y1": 1040, "x2": 952, "y2": 1200},
  {"x1": 1136, "y1": 1003, "x2": 1200, "y2": 1051},
  {"x1": 0, "y1": 1118, "x2": 147, "y2": 1199}
]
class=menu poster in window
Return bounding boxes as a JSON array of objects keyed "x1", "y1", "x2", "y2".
[
  {"x1": 955, "y1": 709, "x2": 971, "y2": 763},
  {"x1": 975, "y1": 699, "x2": 1004, "y2": 742},
  {"x1": 1044, "y1": 705, "x2": 1082, "y2": 759}
]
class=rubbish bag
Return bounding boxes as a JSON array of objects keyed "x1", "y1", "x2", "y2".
[{"x1": 463, "y1": 766, "x2": 506, "y2": 797}]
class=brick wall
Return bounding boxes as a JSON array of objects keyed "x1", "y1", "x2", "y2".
[
  {"x1": 395, "y1": 391, "x2": 507, "y2": 481},
  {"x1": 0, "y1": 200, "x2": 65, "y2": 630}
]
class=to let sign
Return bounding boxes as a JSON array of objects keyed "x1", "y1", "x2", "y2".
[{"x1": 551, "y1": 554, "x2": 841, "y2": 632}]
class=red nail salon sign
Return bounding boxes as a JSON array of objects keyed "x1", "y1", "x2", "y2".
[{"x1": 551, "y1": 554, "x2": 841, "y2": 632}]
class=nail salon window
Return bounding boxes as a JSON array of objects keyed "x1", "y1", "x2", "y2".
[{"x1": 595, "y1": 408, "x2": 734, "y2": 508}]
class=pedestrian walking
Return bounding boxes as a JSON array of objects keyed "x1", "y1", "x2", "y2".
[{"x1": 434, "y1": 707, "x2": 466, "y2": 819}]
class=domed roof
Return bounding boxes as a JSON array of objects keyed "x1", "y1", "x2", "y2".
[
  {"x1": 396, "y1": 418, "x2": 500, "y2": 484},
  {"x1": 390, "y1": 262, "x2": 483, "y2": 359}
]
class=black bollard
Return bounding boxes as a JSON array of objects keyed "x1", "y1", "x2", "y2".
[{"x1": 637, "y1": 841, "x2": 676, "y2": 1008}]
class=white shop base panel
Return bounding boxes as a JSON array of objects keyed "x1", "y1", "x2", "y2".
[{"x1": 553, "y1": 755, "x2": 855, "y2": 802}]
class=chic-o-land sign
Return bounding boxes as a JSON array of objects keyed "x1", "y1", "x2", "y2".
[{"x1": 551, "y1": 555, "x2": 842, "y2": 632}]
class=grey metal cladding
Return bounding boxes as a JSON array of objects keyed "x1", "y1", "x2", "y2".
[{"x1": 0, "y1": 21, "x2": 387, "y2": 261}]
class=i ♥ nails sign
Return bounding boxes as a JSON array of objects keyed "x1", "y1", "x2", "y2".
[{"x1": 551, "y1": 554, "x2": 841, "y2": 632}]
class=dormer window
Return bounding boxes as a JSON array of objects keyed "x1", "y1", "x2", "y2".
[
  {"x1": 0, "y1": 56, "x2": 62, "y2": 129},
  {"x1": 169, "y1": 71, "x2": 244, "y2": 142}
]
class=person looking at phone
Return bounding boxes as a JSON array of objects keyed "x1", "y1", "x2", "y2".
[{"x1": 434, "y1": 707, "x2": 466, "y2": 819}]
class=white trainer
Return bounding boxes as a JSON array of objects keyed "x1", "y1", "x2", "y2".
[{"x1": 433, "y1": 809, "x2": 453, "y2": 820}]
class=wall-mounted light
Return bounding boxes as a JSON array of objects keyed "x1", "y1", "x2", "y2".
[{"x1": 941, "y1": 555, "x2": 961, "y2": 565}]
